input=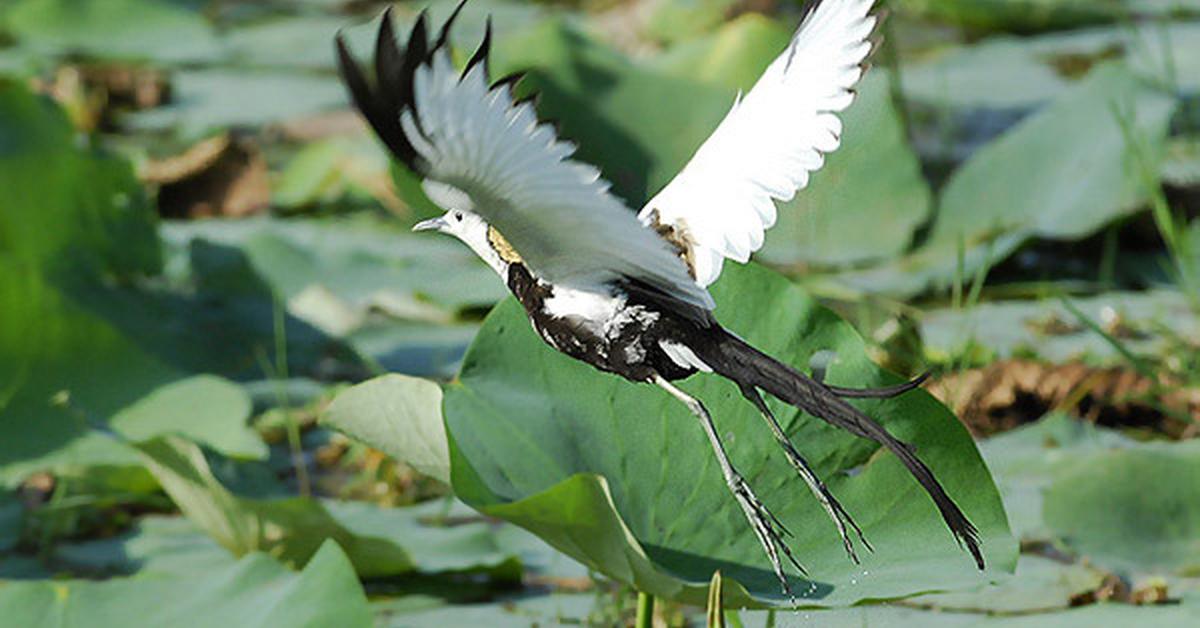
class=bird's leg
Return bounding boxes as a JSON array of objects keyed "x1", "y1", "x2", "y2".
[
  {"x1": 823, "y1": 371, "x2": 931, "y2": 399},
  {"x1": 653, "y1": 376, "x2": 804, "y2": 600},
  {"x1": 739, "y1": 384, "x2": 873, "y2": 563}
]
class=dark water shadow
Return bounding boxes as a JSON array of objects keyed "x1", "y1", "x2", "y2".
[
  {"x1": 0, "y1": 240, "x2": 361, "y2": 475},
  {"x1": 643, "y1": 543, "x2": 835, "y2": 602},
  {"x1": 60, "y1": 239, "x2": 362, "y2": 382}
]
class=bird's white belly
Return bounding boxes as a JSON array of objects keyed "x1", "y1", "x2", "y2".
[
  {"x1": 542, "y1": 285, "x2": 624, "y2": 333},
  {"x1": 542, "y1": 285, "x2": 660, "y2": 340}
]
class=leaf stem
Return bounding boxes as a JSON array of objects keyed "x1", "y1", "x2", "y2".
[
  {"x1": 635, "y1": 590, "x2": 654, "y2": 628},
  {"x1": 256, "y1": 294, "x2": 311, "y2": 497}
]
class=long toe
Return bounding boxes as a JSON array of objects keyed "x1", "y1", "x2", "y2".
[
  {"x1": 726, "y1": 473, "x2": 805, "y2": 602},
  {"x1": 739, "y1": 384, "x2": 871, "y2": 565},
  {"x1": 781, "y1": 441, "x2": 871, "y2": 563}
]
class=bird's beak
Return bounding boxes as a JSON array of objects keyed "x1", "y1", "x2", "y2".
[{"x1": 412, "y1": 217, "x2": 447, "y2": 232}]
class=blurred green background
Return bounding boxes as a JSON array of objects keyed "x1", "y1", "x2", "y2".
[{"x1": 1, "y1": 0, "x2": 1199, "y2": 625}]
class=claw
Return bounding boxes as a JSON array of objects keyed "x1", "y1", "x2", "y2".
[{"x1": 731, "y1": 475, "x2": 805, "y2": 602}]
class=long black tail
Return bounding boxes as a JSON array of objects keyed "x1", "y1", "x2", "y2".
[{"x1": 693, "y1": 330, "x2": 985, "y2": 570}]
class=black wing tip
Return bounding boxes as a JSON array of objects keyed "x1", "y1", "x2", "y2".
[
  {"x1": 376, "y1": 7, "x2": 399, "y2": 53},
  {"x1": 335, "y1": 1, "x2": 496, "y2": 173},
  {"x1": 492, "y1": 71, "x2": 525, "y2": 90},
  {"x1": 436, "y1": 0, "x2": 470, "y2": 49},
  {"x1": 799, "y1": 0, "x2": 824, "y2": 24},
  {"x1": 333, "y1": 31, "x2": 354, "y2": 75},
  {"x1": 412, "y1": 8, "x2": 430, "y2": 39},
  {"x1": 462, "y1": 15, "x2": 492, "y2": 78}
]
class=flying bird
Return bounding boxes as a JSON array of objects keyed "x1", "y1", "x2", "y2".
[{"x1": 336, "y1": 0, "x2": 984, "y2": 596}]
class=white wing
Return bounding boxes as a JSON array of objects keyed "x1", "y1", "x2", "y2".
[
  {"x1": 638, "y1": 0, "x2": 878, "y2": 287},
  {"x1": 338, "y1": 10, "x2": 713, "y2": 311}
]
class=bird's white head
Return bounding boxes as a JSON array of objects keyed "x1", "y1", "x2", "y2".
[
  {"x1": 413, "y1": 208, "x2": 487, "y2": 239},
  {"x1": 413, "y1": 209, "x2": 512, "y2": 276}
]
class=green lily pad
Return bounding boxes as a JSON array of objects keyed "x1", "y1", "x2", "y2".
[
  {"x1": 1127, "y1": 21, "x2": 1200, "y2": 94},
  {"x1": 750, "y1": 598, "x2": 1200, "y2": 627},
  {"x1": 133, "y1": 435, "x2": 520, "y2": 579},
  {"x1": 920, "y1": 289, "x2": 1199, "y2": 364},
  {"x1": 323, "y1": 374, "x2": 449, "y2": 484},
  {"x1": 902, "y1": 20, "x2": 1200, "y2": 116},
  {"x1": 163, "y1": 217, "x2": 506, "y2": 315},
  {"x1": 1044, "y1": 440, "x2": 1200, "y2": 575},
  {"x1": 894, "y1": 0, "x2": 1129, "y2": 34},
  {"x1": 0, "y1": 81, "x2": 288, "y2": 485},
  {"x1": 0, "y1": 48, "x2": 41, "y2": 75},
  {"x1": 345, "y1": 322, "x2": 480, "y2": 380},
  {"x1": 53, "y1": 515, "x2": 238, "y2": 578},
  {"x1": 0, "y1": 540, "x2": 373, "y2": 628},
  {"x1": 124, "y1": 70, "x2": 345, "y2": 138},
  {"x1": 162, "y1": 217, "x2": 497, "y2": 377},
  {"x1": 3, "y1": 0, "x2": 222, "y2": 63},
  {"x1": 835, "y1": 63, "x2": 1175, "y2": 296},
  {"x1": 111, "y1": 375, "x2": 265, "y2": 460},
  {"x1": 272, "y1": 136, "x2": 391, "y2": 211},
  {"x1": 935, "y1": 64, "x2": 1174, "y2": 241},
  {"x1": 224, "y1": 15, "x2": 361, "y2": 71},
  {"x1": 441, "y1": 262, "x2": 1014, "y2": 607},
  {"x1": 134, "y1": 435, "x2": 413, "y2": 578},
  {"x1": 649, "y1": 14, "x2": 792, "y2": 91},
  {"x1": 902, "y1": 36, "x2": 1074, "y2": 112},
  {"x1": 641, "y1": 0, "x2": 739, "y2": 46},
  {"x1": 0, "y1": 80, "x2": 159, "y2": 280},
  {"x1": 978, "y1": 414, "x2": 1136, "y2": 542},
  {"x1": 376, "y1": 591, "x2": 599, "y2": 628},
  {"x1": 0, "y1": 491, "x2": 20, "y2": 553},
  {"x1": 57, "y1": 496, "x2": 523, "y2": 581},
  {"x1": 908, "y1": 555, "x2": 1106, "y2": 613},
  {"x1": 323, "y1": 499, "x2": 519, "y2": 577}
]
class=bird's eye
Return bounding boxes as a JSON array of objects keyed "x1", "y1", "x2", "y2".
[{"x1": 452, "y1": 211, "x2": 464, "y2": 222}]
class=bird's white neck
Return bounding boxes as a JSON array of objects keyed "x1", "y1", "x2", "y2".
[{"x1": 451, "y1": 220, "x2": 510, "y2": 278}]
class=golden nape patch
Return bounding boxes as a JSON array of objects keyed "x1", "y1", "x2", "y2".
[
  {"x1": 487, "y1": 226, "x2": 524, "y2": 264},
  {"x1": 646, "y1": 210, "x2": 697, "y2": 279}
]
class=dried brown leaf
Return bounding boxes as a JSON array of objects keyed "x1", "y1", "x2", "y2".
[
  {"x1": 33, "y1": 63, "x2": 170, "y2": 132},
  {"x1": 929, "y1": 360, "x2": 1197, "y2": 438},
  {"x1": 143, "y1": 133, "x2": 270, "y2": 218}
]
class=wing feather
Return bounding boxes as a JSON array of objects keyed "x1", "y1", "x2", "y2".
[
  {"x1": 639, "y1": 0, "x2": 878, "y2": 287},
  {"x1": 336, "y1": 7, "x2": 713, "y2": 311}
]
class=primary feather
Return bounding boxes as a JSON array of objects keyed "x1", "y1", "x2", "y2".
[
  {"x1": 639, "y1": 0, "x2": 878, "y2": 287},
  {"x1": 335, "y1": 7, "x2": 714, "y2": 311}
]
